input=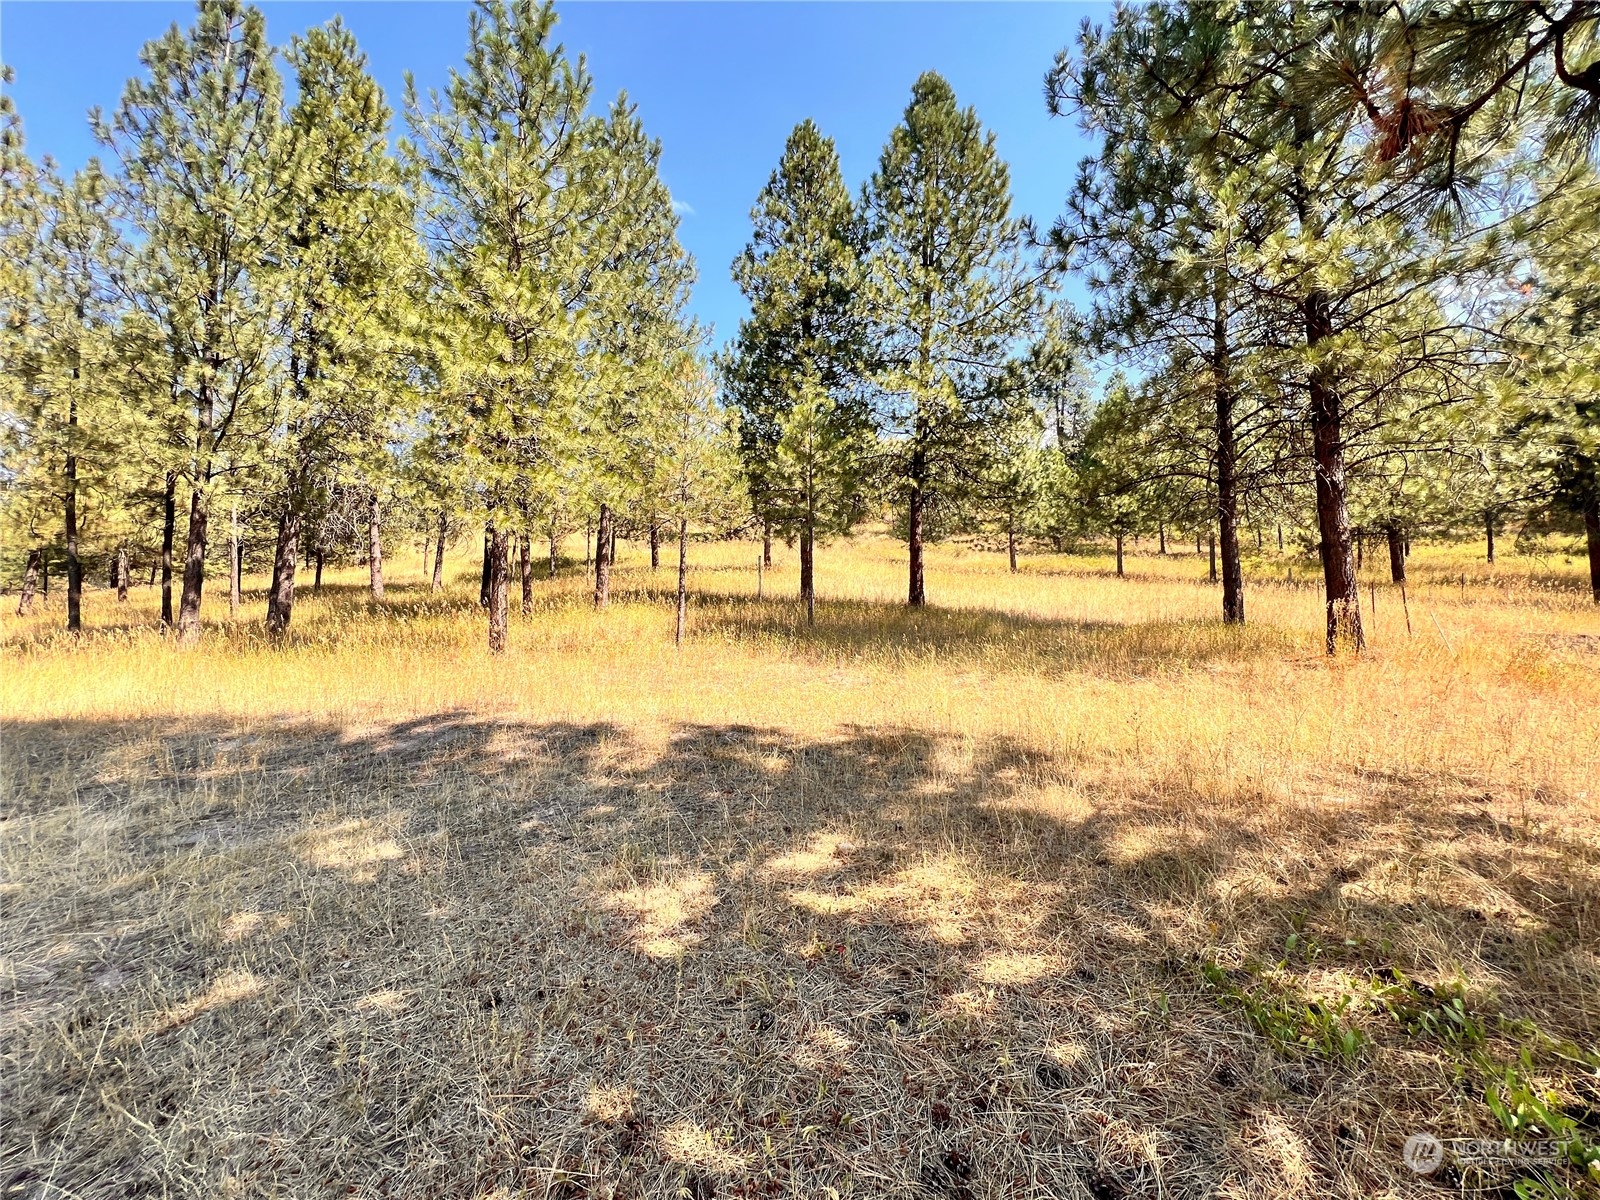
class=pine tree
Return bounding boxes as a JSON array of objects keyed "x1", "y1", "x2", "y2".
[
  {"x1": 862, "y1": 73, "x2": 1043, "y2": 606},
  {"x1": 725, "y1": 119, "x2": 872, "y2": 622},
  {"x1": 265, "y1": 19, "x2": 420, "y2": 639},
  {"x1": 99, "y1": 0, "x2": 285, "y2": 647}
]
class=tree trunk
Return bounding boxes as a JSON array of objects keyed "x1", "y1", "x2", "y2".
[
  {"x1": 594, "y1": 502, "x2": 612, "y2": 609},
  {"x1": 1485, "y1": 510, "x2": 1496, "y2": 564},
  {"x1": 1158, "y1": 521, "x2": 1166, "y2": 556},
  {"x1": 115, "y1": 545, "x2": 129, "y2": 603},
  {"x1": 1008, "y1": 517, "x2": 1018, "y2": 572},
  {"x1": 1213, "y1": 292, "x2": 1244, "y2": 625},
  {"x1": 229, "y1": 498, "x2": 241, "y2": 618},
  {"x1": 762, "y1": 519, "x2": 772, "y2": 569},
  {"x1": 1195, "y1": 532, "x2": 1202, "y2": 556},
  {"x1": 486, "y1": 524, "x2": 510, "y2": 654},
  {"x1": 650, "y1": 520, "x2": 660, "y2": 571},
  {"x1": 800, "y1": 519, "x2": 815, "y2": 626},
  {"x1": 675, "y1": 517, "x2": 689, "y2": 647},
  {"x1": 1386, "y1": 524, "x2": 1406, "y2": 585},
  {"x1": 1584, "y1": 485, "x2": 1600, "y2": 605},
  {"x1": 907, "y1": 442, "x2": 927, "y2": 607},
  {"x1": 368, "y1": 494, "x2": 384, "y2": 600},
  {"x1": 16, "y1": 548, "x2": 40, "y2": 616},
  {"x1": 313, "y1": 549, "x2": 324, "y2": 594},
  {"x1": 519, "y1": 533, "x2": 532, "y2": 612},
  {"x1": 432, "y1": 511, "x2": 447, "y2": 592},
  {"x1": 548, "y1": 529, "x2": 558, "y2": 579},
  {"x1": 1277, "y1": 524, "x2": 1284, "y2": 552},
  {"x1": 160, "y1": 471, "x2": 177, "y2": 629},
  {"x1": 480, "y1": 529, "x2": 491, "y2": 607},
  {"x1": 266, "y1": 504, "x2": 301, "y2": 641},
  {"x1": 1305, "y1": 290, "x2": 1364, "y2": 654},
  {"x1": 148, "y1": 557, "x2": 158, "y2": 587},
  {"x1": 176, "y1": 378, "x2": 216, "y2": 648},
  {"x1": 1208, "y1": 532, "x2": 1218, "y2": 583},
  {"x1": 1115, "y1": 533, "x2": 1124, "y2": 578},
  {"x1": 65, "y1": 400, "x2": 82, "y2": 634},
  {"x1": 585, "y1": 522, "x2": 591, "y2": 567}
]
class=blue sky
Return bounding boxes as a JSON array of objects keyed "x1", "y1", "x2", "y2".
[{"x1": 1, "y1": 1, "x2": 1108, "y2": 346}]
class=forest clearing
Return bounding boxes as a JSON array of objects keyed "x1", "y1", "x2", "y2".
[{"x1": 3, "y1": 533, "x2": 1597, "y2": 1198}]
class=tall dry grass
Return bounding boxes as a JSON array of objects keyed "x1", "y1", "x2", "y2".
[{"x1": 2, "y1": 531, "x2": 1597, "y2": 1199}]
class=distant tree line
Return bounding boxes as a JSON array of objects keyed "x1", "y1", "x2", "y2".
[{"x1": 5, "y1": 1, "x2": 1598, "y2": 659}]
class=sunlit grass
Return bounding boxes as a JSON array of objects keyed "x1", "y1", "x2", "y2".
[{"x1": 2, "y1": 529, "x2": 1597, "y2": 1198}]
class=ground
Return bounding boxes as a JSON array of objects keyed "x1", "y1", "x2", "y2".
[{"x1": 2, "y1": 531, "x2": 1598, "y2": 1199}]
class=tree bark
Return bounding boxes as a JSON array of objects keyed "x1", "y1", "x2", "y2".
[
  {"x1": 1277, "y1": 524, "x2": 1284, "y2": 552},
  {"x1": 65, "y1": 398, "x2": 82, "y2": 634},
  {"x1": 907, "y1": 442, "x2": 927, "y2": 607},
  {"x1": 115, "y1": 545, "x2": 129, "y2": 603},
  {"x1": 1213, "y1": 290, "x2": 1244, "y2": 624},
  {"x1": 675, "y1": 517, "x2": 689, "y2": 647},
  {"x1": 800, "y1": 520, "x2": 816, "y2": 626},
  {"x1": 548, "y1": 528, "x2": 558, "y2": 579},
  {"x1": 176, "y1": 378, "x2": 216, "y2": 648},
  {"x1": 1008, "y1": 519, "x2": 1018, "y2": 573},
  {"x1": 1386, "y1": 524, "x2": 1406, "y2": 585},
  {"x1": 1584, "y1": 485, "x2": 1600, "y2": 605},
  {"x1": 1208, "y1": 532, "x2": 1218, "y2": 583},
  {"x1": 313, "y1": 549, "x2": 324, "y2": 594},
  {"x1": 229, "y1": 498, "x2": 241, "y2": 618},
  {"x1": 480, "y1": 529, "x2": 491, "y2": 607},
  {"x1": 16, "y1": 548, "x2": 40, "y2": 616},
  {"x1": 160, "y1": 471, "x2": 177, "y2": 629},
  {"x1": 1158, "y1": 521, "x2": 1166, "y2": 556},
  {"x1": 519, "y1": 533, "x2": 532, "y2": 612},
  {"x1": 432, "y1": 511, "x2": 447, "y2": 592},
  {"x1": 1484, "y1": 510, "x2": 1496, "y2": 564},
  {"x1": 594, "y1": 502, "x2": 612, "y2": 609},
  {"x1": 762, "y1": 519, "x2": 772, "y2": 569},
  {"x1": 1115, "y1": 533, "x2": 1124, "y2": 578},
  {"x1": 1305, "y1": 289, "x2": 1364, "y2": 654},
  {"x1": 368, "y1": 494, "x2": 384, "y2": 600},
  {"x1": 486, "y1": 525, "x2": 510, "y2": 654},
  {"x1": 266, "y1": 503, "x2": 301, "y2": 641}
]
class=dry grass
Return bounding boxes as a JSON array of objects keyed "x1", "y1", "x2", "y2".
[{"x1": 2, "y1": 530, "x2": 1598, "y2": 1199}]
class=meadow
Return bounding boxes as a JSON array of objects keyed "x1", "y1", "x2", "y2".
[{"x1": 2, "y1": 531, "x2": 1597, "y2": 1199}]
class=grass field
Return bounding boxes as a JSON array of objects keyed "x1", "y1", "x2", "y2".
[{"x1": 3, "y1": 531, "x2": 1598, "y2": 1199}]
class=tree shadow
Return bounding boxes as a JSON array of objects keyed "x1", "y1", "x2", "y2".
[{"x1": 3, "y1": 713, "x2": 1595, "y2": 1198}]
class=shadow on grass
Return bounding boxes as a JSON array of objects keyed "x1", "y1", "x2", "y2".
[{"x1": 3, "y1": 713, "x2": 1597, "y2": 1198}]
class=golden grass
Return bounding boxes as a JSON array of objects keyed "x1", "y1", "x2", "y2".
[{"x1": 2, "y1": 530, "x2": 1597, "y2": 1199}]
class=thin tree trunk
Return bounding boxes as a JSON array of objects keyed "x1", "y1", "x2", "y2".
[
  {"x1": 1305, "y1": 290, "x2": 1364, "y2": 654},
  {"x1": 519, "y1": 533, "x2": 532, "y2": 612},
  {"x1": 650, "y1": 520, "x2": 660, "y2": 571},
  {"x1": 548, "y1": 528, "x2": 558, "y2": 579},
  {"x1": 1158, "y1": 521, "x2": 1166, "y2": 556},
  {"x1": 594, "y1": 502, "x2": 612, "y2": 609},
  {"x1": 432, "y1": 511, "x2": 447, "y2": 592},
  {"x1": 1195, "y1": 531, "x2": 1202, "y2": 555},
  {"x1": 800, "y1": 518, "x2": 815, "y2": 626},
  {"x1": 15, "y1": 548, "x2": 40, "y2": 616},
  {"x1": 115, "y1": 545, "x2": 129, "y2": 603},
  {"x1": 65, "y1": 398, "x2": 81, "y2": 634},
  {"x1": 161, "y1": 471, "x2": 177, "y2": 629},
  {"x1": 584, "y1": 522, "x2": 591, "y2": 567},
  {"x1": 908, "y1": 443, "x2": 927, "y2": 607},
  {"x1": 1115, "y1": 533, "x2": 1124, "y2": 578},
  {"x1": 368, "y1": 494, "x2": 384, "y2": 600},
  {"x1": 266, "y1": 503, "x2": 301, "y2": 641},
  {"x1": 1584, "y1": 485, "x2": 1600, "y2": 604},
  {"x1": 1386, "y1": 524, "x2": 1406, "y2": 585},
  {"x1": 313, "y1": 549, "x2": 324, "y2": 594},
  {"x1": 1213, "y1": 289, "x2": 1244, "y2": 624},
  {"x1": 148, "y1": 557, "x2": 158, "y2": 587},
  {"x1": 1485, "y1": 510, "x2": 1496, "y2": 564},
  {"x1": 229, "y1": 498, "x2": 241, "y2": 618},
  {"x1": 41, "y1": 553, "x2": 48, "y2": 597},
  {"x1": 1277, "y1": 524, "x2": 1284, "y2": 552},
  {"x1": 486, "y1": 525, "x2": 510, "y2": 654},
  {"x1": 480, "y1": 529, "x2": 491, "y2": 607},
  {"x1": 1209, "y1": 532, "x2": 1218, "y2": 583},
  {"x1": 1008, "y1": 517, "x2": 1018, "y2": 572},
  {"x1": 762, "y1": 519, "x2": 772, "y2": 569},
  {"x1": 675, "y1": 517, "x2": 689, "y2": 647},
  {"x1": 176, "y1": 378, "x2": 216, "y2": 648}
]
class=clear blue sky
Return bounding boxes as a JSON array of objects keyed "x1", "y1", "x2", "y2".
[{"x1": 1, "y1": 1, "x2": 1107, "y2": 346}]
